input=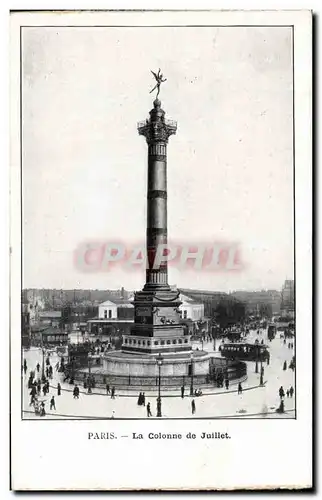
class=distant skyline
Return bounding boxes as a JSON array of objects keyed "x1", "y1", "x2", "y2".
[
  {"x1": 22, "y1": 284, "x2": 290, "y2": 293},
  {"x1": 22, "y1": 26, "x2": 294, "y2": 292}
]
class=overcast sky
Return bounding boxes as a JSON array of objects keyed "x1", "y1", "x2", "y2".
[{"x1": 22, "y1": 26, "x2": 294, "y2": 292}]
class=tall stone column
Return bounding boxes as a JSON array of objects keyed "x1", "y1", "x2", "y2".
[
  {"x1": 123, "y1": 97, "x2": 189, "y2": 355},
  {"x1": 138, "y1": 98, "x2": 177, "y2": 290}
]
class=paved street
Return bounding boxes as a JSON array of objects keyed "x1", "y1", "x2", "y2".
[{"x1": 22, "y1": 328, "x2": 295, "y2": 419}]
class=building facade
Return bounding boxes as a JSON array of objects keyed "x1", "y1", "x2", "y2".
[
  {"x1": 280, "y1": 280, "x2": 295, "y2": 317},
  {"x1": 179, "y1": 294, "x2": 204, "y2": 321}
]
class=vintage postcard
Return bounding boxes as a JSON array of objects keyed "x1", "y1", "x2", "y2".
[{"x1": 10, "y1": 9, "x2": 312, "y2": 490}]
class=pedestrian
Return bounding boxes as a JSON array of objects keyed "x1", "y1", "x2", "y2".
[
  {"x1": 137, "y1": 392, "x2": 142, "y2": 406},
  {"x1": 181, "y1": 386, "x2": 185, "y2": 399},
  {"x1": 191, "y1": 399, "x2": 196, "y2": 415},
  {"x1": 73, "y1": 385, "x2": 80, "y2": 399},
  {"x1": 111, "y1": 386, "x2": 115, "y2": 399},
  {"x1": 36, "y1": 363, "x2": 40, "y2": 373},
  {"x1": 34, "y1": 401, "x2": 40, "y2": 416},
  {"x1": 238, "y1": 382, "x2": 243, "y2": 395},
  {"x1": 106, "y1": 384, "x2": 110, "y2": 395},
  {"x1": 147, "y1": 402, "x2": 152, "y2": 417},
  {"x1": 57, "y1": 383, "x2": 61, "y2": 396},
  {"x1": 45, "y1": 367, "x2": 49, "y2": 378},
  {"x1": 283, "y1": 361, "x2": 287, "y2": 371},
  {"x1": 37, "y1": 380, "x2": 41, "y2": 395},
  {"x1": 42, "y1": 385, "x2": 46, "y2": 396},
  {"x1": 50, "y1": 396, "x2": 56, "y2": 411},
  {"x1": 142, "y1": 393, "x2": 146, "y2": 406},
  {"x1": 283, "y1": 339, "x2": 286, "y2": 345},
  {"x1": 289, "y1": 386, "x2": 294, "y2": 398},
  {"x1": 225, "y1": 378, "x2": 229, "y2": 390},
  {"x1": 111, "y1": 411, "x2": 115, "y2": 419},
  {"x1": 286, "y1": 389, "x2": 290, "y2": 398},
  {"x1": 279, "y1": 386, "x2": 285, "y2": 399},
  {"x1": 276, "y1": 399, "x2": 285, "y2": 414},
  {"x1": 40, "y1": 402, "x2": 46, "y2": 417}
]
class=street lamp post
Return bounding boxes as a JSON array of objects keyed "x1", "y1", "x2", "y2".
[
  {"x1": 190, "y1": 352, "x2": 194, "y2": 396},
  {"x1": 255, "y1": 345, "x2": 259, "y2": 374},
  {"x1": 255, "y1": 358, "x2": 259, "y2": 373},
  {"x1": 41, "y1": 347, "x2": 45, "y2": 381},
  {"x1": 260, "y1": 360, "x2": 264, "y2": 386},
  {"x1": 88, "y1": 355, "x2": 92, "y2": 394},
  {"x1": 157, "y1": 353, "x2": 163, "y2": 417},
  {"x1": 41, "y1": 334, "x2": 46, "y2": 382},
  {"x1": 213, "y1": 327, "x2": 216, "y2": 352}
]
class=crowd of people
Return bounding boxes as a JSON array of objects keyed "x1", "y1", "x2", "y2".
[
  {"x1": 23, "y1": 319, "x2": 295, "y2": 419},
  {"x1": 24, "y1": 354, "x2": 57, "y2": 417}
]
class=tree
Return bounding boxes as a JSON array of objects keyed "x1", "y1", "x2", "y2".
[
  {"x1": 215, "y1": 298, "x2": 246, "y2": 329},
  {"x1": 259, "y1": 302, "x2": 273, "y2": 318}
]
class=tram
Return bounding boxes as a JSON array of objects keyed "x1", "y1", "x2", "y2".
[
  {"x1": 268, "y1": 324, "x2": 277, "y2": 341},
  {"x1": 219, "y1": 342, "x2": 270, "y2": 362}
]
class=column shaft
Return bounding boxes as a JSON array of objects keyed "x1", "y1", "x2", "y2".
[{"x1": 146, "y1": 144, "x2": 168, "y2": 287}]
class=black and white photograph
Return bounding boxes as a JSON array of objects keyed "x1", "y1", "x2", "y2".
[{"x1": 10, "y1": 9, "x2": 312, "y2": 491}]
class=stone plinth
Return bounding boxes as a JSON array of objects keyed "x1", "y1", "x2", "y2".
[{"x1": 103, "y1": 349, "x2": 210, "y2": 378}]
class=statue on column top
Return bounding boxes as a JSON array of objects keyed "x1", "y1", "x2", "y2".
[{"x1": 150, "y1": 69, "x2": 167, "y2": 99}]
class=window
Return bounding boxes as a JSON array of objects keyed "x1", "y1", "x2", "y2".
[
  {"x1": 108, "y1": 309, "x2": 112, "y2": 319},
  {"x1": 147, "y1": 341, "x2": 151, "y2": 346},
  {"x1": 178, "y1": 339, "x2": 182, "y2": 344},
  {"x1": 138, "y1": 340, "x2": 141, "y2": 346},
  {"x1": 124, "y1": 338, "x2": 128, "y2": 344},
  {"x1": 155, "y1": 341, "x2": 159, "y2": 346},
  {"x1": 173, "y1": 339, "x2": 177, "y2": 344},
  {"x1": 161, "y1": 340, "x2": 165, "y2": 346},
  {"x1": 104, "y1": 310, "x2": 107, "y2": 319},
  {"x1": 142, "y1": 341, "x2": 146, "y2": 346},
  {"x1": 167, "y1": 340, "x2": 171, "y2": 345},
  {"x1": 184, "y1": 339, "x2": 188, "y2": 343}
]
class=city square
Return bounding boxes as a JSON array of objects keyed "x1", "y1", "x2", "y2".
[
  {"x1": 22, "y1": 324, "x2": 295, "y2": 419},
  {"x1": 21, "y1": 35, "x2": 295, "y2": 422}
]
